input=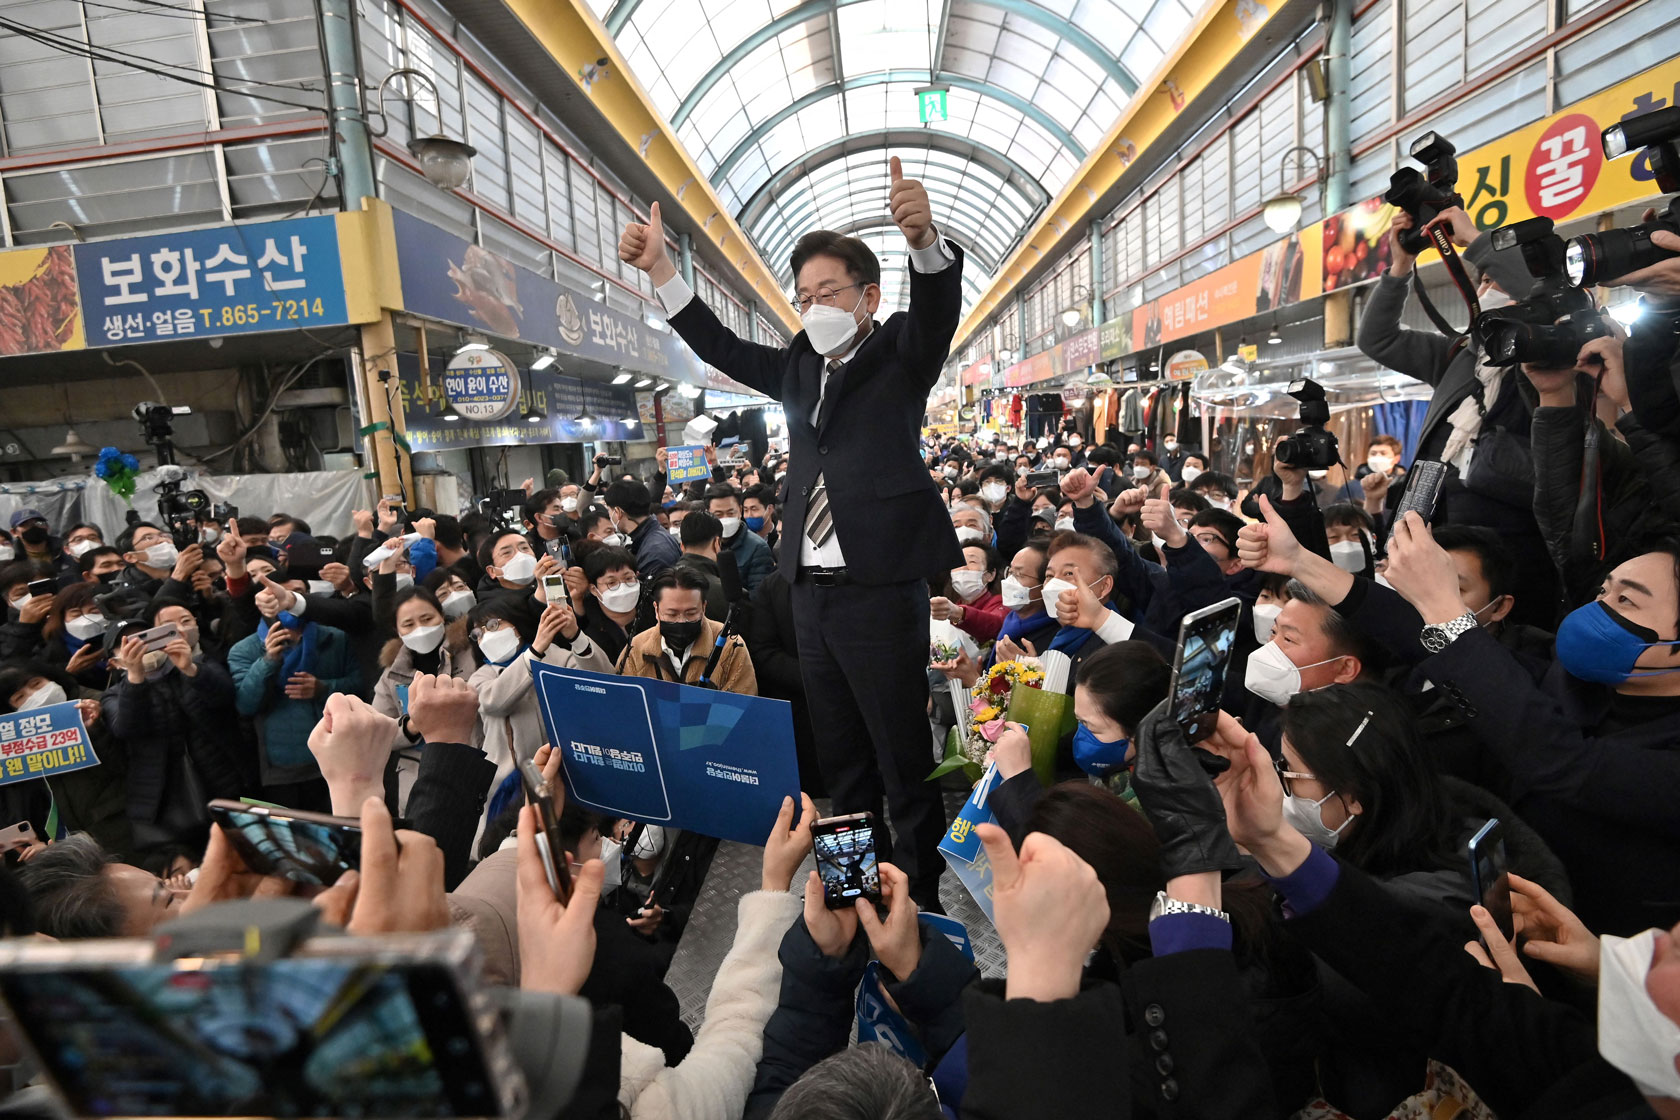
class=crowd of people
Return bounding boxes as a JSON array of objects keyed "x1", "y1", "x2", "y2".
[{"x1": 0, "y1": 184, "x2": 1676, "y2": 1120}]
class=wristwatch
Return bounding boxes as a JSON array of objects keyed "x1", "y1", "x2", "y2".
[
  {"x1": 1420, "y1": 610, "x2": 1479, "y2": 653},
  {"x1": 1148, "y1": 891, "x2": 1229, "y2": 924}
]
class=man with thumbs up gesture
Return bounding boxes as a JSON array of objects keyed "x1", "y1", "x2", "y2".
[{"x1": 619, "y1": 156, "x2": 964, "y2": 911}]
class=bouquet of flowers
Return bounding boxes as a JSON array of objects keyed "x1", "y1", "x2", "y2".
[
  {"x1": 94, "y1": 446, "x2": 140, "y2": 504},
  {"x1": 929, "y1": 660, "x2": 1048, "y2": 782}
]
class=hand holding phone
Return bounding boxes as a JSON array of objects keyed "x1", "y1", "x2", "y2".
[
  {"x1": 1168, "y1": 597, "x2": 1243, "y2": 743},
  {"x1": 1468, "y1": 818, "x2": 1513, "y2": 943},
  {"x1": 812, "y1": 812, "x2": 881, "y2": 909},
  {"x1": 207, "y1": 799, "x2": 363, "y2": 887},
  {"x1": 519, "y1": 757, "x2": 572, "y2": 902},
  {"x1": 0, "y1": 821, "x2": 37, "y2": 855},
  {"x1": 539, "y1": 572, "x2": 570, "y2": 607}
]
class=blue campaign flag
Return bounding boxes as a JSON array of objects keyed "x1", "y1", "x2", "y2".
[
  {"x1": 0, "y1": 701, "x2": 100, "y2": 786},
  {"x1": 75, "y1": 216, "x2": 347, "y2": 346},
  {"x1": 529, "y1": 661, "x2": 800, "y2": 846}
]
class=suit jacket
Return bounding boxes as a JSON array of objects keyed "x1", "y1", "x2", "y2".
[{"x1": 667, "y1": 246, "x2": 967, "y2": 585}]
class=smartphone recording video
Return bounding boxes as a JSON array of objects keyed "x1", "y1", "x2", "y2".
[
  {"x1": 812, "y1": 812, "x2": 880, "y2": 910},
  {"x1": 0, "y1": 932, "x2": 523, "y2": 1118},
  {"x1": 1169, "y1": 597, "x2": 1243, "y2": 743},
  {"x1": 1468, "y1": 818, "x2": 1513, "y2": 943},
  {"x1": 207, "y1": 800, "x2": 361, "y2": 887}
]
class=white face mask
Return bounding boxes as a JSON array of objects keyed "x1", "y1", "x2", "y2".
[
  {"x1": 1206, "y1": 496, "x2": 1232, "y2": 511},
  {"x1": 441, "y1": 590, "x2": 476, "y2": 620},
  {"x1": 949, "y1": 569, "x2": 988, "y2": 601},
  {"x1": 394, "y1": 572, "x2": 415, "y2": 590},
  {"x1": 1478, "y1": 286, "x2": 1515, "y2": 312},
  {"x1": 1053, "y1": 457, "x2": 1071, "y2": 470},
  {"x1": 1163, "y1": 439, "x2": 1177, "y2": 452},
  {"x1": 498, "y1": 551, "x2": 537, "y2": 586},
  {"x1": 1054, "y1": 517, "x2": 1075, "y2": 532},
  {"x1": 1329, "y1": 540, "x2": 1366, "y2": 573},
  {"x1": 143, "y1": 541, "x2": 179, "y2": 569},
  {"x1": 980, "y1": 482, "x2": 1008, "y2": 505},
  {"x1": 1244, "y1": 641, "x2": 1343, "y2": 707},
  {"x1": 1000, "y1": 575, "x2": 1035, "y2": 610},
  {"x1": 477, "y1": 627, "x2": 521, "y2": 664},
  {"x1": 200, "y1": 526, "x2": 221, "y2": 544},
  {"x1": 1180, "y1": 466, "x2": 1202, "y2": 483},
  {"x1": 1132, "y1": 465, "x2": 1152, "y2": 480},
  {"x1": 16, "y1": 681, "x2": 67, "y2": 710},
  {"x1": 0, "y1": 544, "x2": 11, "y2": 563},
  {"x1": 1598, "y1": 929, "x2": 1680, "y2": 1098},
  {"x1": 1251, "y1": 602, "x2": 1283, "y2": 645},
  {"x1": 954, "y1": 525, "x2": 986, "y2": 545},
  {"x1": 801, "y1": 289, "x2": 867, "y2": 356},
  {"x1": 64, "y1": 614, "x2": 107, "y2": 641},
  {"x1": 1041, "y1": 576, "x2": 1098, "y2": 610},
  {"x1": 669, "y1": 527, "x2": 684, "y2": 541},
  {"x1": 1281, "y1": 790, "x2": 1353, "y2": 850},
  {"x1": 1366, "y1": 456, "x2": 1394, "y2": 475},
  {"x1": 561, "y1": 496, "x2": 579, "y2": 513},
  {"x1": 401, "y1": 624, "x2": 446, "y2": 654},
  {"x1": 67, "y1": 539, "x2": 99, "y2": 559},
  {"x1": 718, "y1": 516, "x2": 742, "y2": 538},
  {"x1": 1067, "y1": 437, "x2": 1082, "y2": 448},
  {"x1": 1307, "y1": 469, "x2": 1329, "y2": 480},
  {"x1": 597, "y1": 581, "x2": 640, "y2": 614},
  {"x1": 605, "y1": 532, "x2": 633, "y2": 549},
  {"x1": 632, "y1": 823, "x2": 667, "y2": 860},
  {"x1": 942, "y1": 465, "x2": 959, "y2": 479}
]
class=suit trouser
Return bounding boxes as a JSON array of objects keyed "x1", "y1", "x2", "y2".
[{"x1": 790, "y1": 575, "x2": 948, "y2": 907}]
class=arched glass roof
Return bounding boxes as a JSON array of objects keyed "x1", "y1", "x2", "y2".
[{"x1": 589, "y1": 0, "x2": 1203, "y2": 315}]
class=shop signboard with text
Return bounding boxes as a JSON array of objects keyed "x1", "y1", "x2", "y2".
[
  {"x1": 74, "y1": 216, "x2": 348, "y2": 346},
  {"x1": 396, "y1": 353, "x2": 642, "y2": 451}
]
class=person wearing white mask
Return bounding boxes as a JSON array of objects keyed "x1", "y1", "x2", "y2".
[
  {"x1": 116, "y1": 522, "x2": 186, "y2": 598},
  {"x1": 577, "y1": 545, "x2": 643, "y2": 664},
  {"x1": 1324, "y1": 505, "x2": 1377, "y2": 578},
  {"x1": 434, "y1": 572, "x2": 478, "y2": 623},
  {"x1": 975, "y1": 467, "x2": 1013, "y2": 514},
  {"x1": 62, "y1": 523, "x2": 105, "y2": 575},
  {"x1": 929, "y1": 544, "x2": 1003, "y2": 641},
  {"x1": 1189, "y1": 470, "x2": 1238, "y2": 512},
  {"x1": 468, "y1": 595, "x2": 611, "y2": 833},
  {"x1": 1177, "y1": 451, "x2": 1207, "y2": 485},
  {"x1": 45, "y1": 583, "x2": 111, "y2": 687},
  {"x1": 374, "y1": 585, "x2": 481, "y2": 756},
  {"x1": 1130, "y1": 450, "x2": 1172, "y2": 495},
  {"x1": 480, "y1": 529, "x2": 543, "y2": 594},
  {"x1": 603, "y1": 478, "x2": 681, "y2": 581},
  {"x1": 986, "y1": 541, "x2": 1058, "y2": 664},
  {"x1": 619, "y1": 156, "x2": 963, "y2": 910},
  {"x1": 705, "y1": 483, "x2": 775, "y2": 594},
  {"x1": 950, "y1": 505, "x2": 992, "y2": 549}
]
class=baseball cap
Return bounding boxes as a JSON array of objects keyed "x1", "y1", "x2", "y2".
[{"x1": 7, "y1": 508, "x2": 46, "y2": 531}]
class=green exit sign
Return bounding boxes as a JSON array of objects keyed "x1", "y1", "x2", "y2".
[{"x1": 917, "y1": 87, "x2": 948, "y2": 123}]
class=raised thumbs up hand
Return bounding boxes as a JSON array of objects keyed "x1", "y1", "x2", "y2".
[
  {"x1": 1235, "y1": 494, "x2": 1303, "y2": 575},
  {"x1": 618, "y1": 201, "x2": 676, "y2": 284},
  {"x1": 888, "y1": 156, "x2": 935, "y2": 250}
]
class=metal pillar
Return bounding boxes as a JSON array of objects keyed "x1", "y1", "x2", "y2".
[
  {"x1": 1324, "y1": 0, "x2": 1353, "y2": 213},
  {"x1": 1088, "y1": 220, "x2": 1105, "y2": 325},
  {"x1": 679, "y1": 232, "x2": 696, "y2": 288},
  {"x1": 317, "y1": 0, "x2": 377, "y2": 209}
]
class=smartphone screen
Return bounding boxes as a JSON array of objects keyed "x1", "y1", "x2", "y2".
[
  {"x1": 208, "y1": 801, "x2": 360, "y2": 887},
  {"x1": 518, "y1": 759, "x2": 572, "y2": 902},
  {"x1": 812, "y1": 813, "x2": 880, "y2": 910},
  {"x1": 0, "y1": 956, "x2": 505, "y2": 1116},
  {"x1": 1169, "y1": 597, "x2": 1243, "y2": 743},
  {"x1": 1468, "y1": 819, "x2": 1513, "y2": 943}
]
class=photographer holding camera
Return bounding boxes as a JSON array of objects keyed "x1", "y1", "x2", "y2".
[{"x1": 1356, "y1": 204, "x2": 1559, "y2": 625}]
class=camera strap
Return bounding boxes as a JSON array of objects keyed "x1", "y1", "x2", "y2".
[{"x1": 1414, "y1": 223, "x2": 1484, "y2": 358}]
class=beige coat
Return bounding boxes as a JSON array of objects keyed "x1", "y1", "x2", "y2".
[{"x1": 615, "y1": 617, "x2": 757, "y2": 696}]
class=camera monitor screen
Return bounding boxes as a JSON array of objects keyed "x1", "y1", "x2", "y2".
[
  {"x1": 0, "y1": 956, "x2": 505, "y2": 1117},
  {"x1": 813, "y1": 815, "x2": 880, "y2": 909}
]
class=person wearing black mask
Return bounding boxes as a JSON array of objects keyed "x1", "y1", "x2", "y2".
[
  {"x1": 523, "y1": 487, "x2": 572, "y2": 565},
  {"x1": 614, "y1": 568, "x2": 756, "y2": 694},
  {"x1": 9, "y1": 510, "x2": 59, "y2": 577},
  {"x1": 77, "y1": 547, "x2": 126, "y2": 585}
]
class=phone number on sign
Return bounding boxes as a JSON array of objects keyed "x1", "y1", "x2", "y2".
[{"x1": 200, "y1": 299, "x2": 328, "y2": 327}]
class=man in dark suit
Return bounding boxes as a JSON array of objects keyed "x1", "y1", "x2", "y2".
[{"x1": 619, "y1": 157, "x2": 963, "y2": 907}]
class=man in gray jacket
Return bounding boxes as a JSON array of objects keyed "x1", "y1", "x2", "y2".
[{"x1": 1356, "y1": 204, "x2": 1560, "y2": 626}]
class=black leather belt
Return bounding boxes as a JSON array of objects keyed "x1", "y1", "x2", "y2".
[{"x1": 800, "y1": 566, "x2": 851, "y2": 587}]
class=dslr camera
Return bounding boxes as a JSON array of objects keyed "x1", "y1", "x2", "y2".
[
  {"x1": 1565, "y1": 105, "x2": 1680, "y2": 288},
  {"x1": 1384, "y1": 132, "x2": 1463, "y2": 256},
  {"x1": 1475, "y1": 217, "x2": 1609, "y2": 368},
  {"x1": 1273, "y1": 379, "x2": 1341, "y2": 470}
]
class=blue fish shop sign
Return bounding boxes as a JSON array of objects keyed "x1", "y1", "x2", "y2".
[{"x1": 443, "y1": 349, "x2": 521, "y2": 422}]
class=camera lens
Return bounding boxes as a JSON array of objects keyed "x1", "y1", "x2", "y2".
[
  {"x1": 1565, "y1": 240, "x2": 1589, "y2": 287},
  {"x1": 1565, "y1": 225, "x2": 1677, "y2": 288}
]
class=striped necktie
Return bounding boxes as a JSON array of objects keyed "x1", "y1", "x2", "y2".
[{"x1": 804, "y1": 359, "x2": 843, "y2": 547}]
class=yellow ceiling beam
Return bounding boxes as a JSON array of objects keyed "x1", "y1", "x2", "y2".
[
  {"x1": 953, "y1": 0, "x2": 1282, "y2": 351},
  {"x1": 498, "y1": 0, "x2": 802, "y2": 334}
]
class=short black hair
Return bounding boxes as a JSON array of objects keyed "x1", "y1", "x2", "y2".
[
  {"x1": 789, "y1": 230, "x2": 881, "y2": 287},
  {"x1": 577, "y1": 508, "x2": 613, "y2": 537},
  {"x1": 524, "y1": 488, "x2": 562, "y2": 523},
  {"x1": 1190, "y1": 470, "x2": 1238, "y2": 500},
  {"x1": 1324, "y1": 503, "x2": 1376, "y2": 534},
  {"x1": 1133, "y1": 449, "x2": 1159, "y2": 467},
  {"x1": 582, "y1": 544, "x2": 639, "y2": 583},
  {"x1": 236, "y1": 516, "x2": 270, "y2": 537},
  {"x1": 977, "y1": 462, "x2": 1016, "y2": 486},
  {"x1": 77, "y1": 546, "x2": 122, "y2": 575},
  {"x1": 65, "y1": 522, "x2": 102, "y2": 541},
  {"x1": 476, "y1": 527, "x2": 528, "y2": 571},
  {"x1": 649, "y1": 565, "x2": 709, "y2": 605},
  {"x1": 742, "y1": 483, "x2": 776, "y2": 507},
  {"x1": 431, "y1": 515, "x2": 465, "y2": 551},
  {"x1": 1169, "y1": 489, "x2": 1210, "y2": 514},
  {"x1": 1189, "y1": 509, "x2": 1244, "y2": 555},
  {"x1": 604, "y1": 479, "x2": 652, "y2": 518},
  {"x1": 1433, "y1": 525, "x2": 1516, "y2": 603},
  {"x1": 115, "y1": 522, "x2": 161, "y2": 554},
  {"x1": 680, "y1": 510, "x2": 723, "y2": 548}
]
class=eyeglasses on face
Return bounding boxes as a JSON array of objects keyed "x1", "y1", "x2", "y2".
[{"x1": 790, "y1": 283, "x2": 862, "y2": 313}]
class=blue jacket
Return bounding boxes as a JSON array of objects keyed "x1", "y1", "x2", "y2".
[
  {"x1": 726, "y1": 524, "x2": 775, "y2": 593},
  {"x1": 227, "y1": 621, "x2": 359, "y2": 769}
]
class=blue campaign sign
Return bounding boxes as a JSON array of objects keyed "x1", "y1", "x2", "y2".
[
  {"x1": 666, "y1": 445, "x2": 710, "y2": 484},
  {"x1": 75, "y1": 216, "x2": 347, "y2": 346},
  {"x1": 856, "y1": 961, "x2": 929, "y2": 1067},
  {"x1": 529, "y1": 661, "x2": 800, "y2": 845},
  {"x1": 0, "y1": 701, "x2": 100, "y2": 786},
  {"x1": 938, "y1": 782, "x2": 999, "y2": 923}
]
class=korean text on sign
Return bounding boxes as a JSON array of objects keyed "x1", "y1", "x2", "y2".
[
  {"x1": 0, "y1": 701, "x2": 100, "y2": 786},
  {"x1": 666, "y1": 445, "x2": 711, "y2": 484},
  {"x1": 74, "y1": 216, "x2": 348, "y2": 346}
]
